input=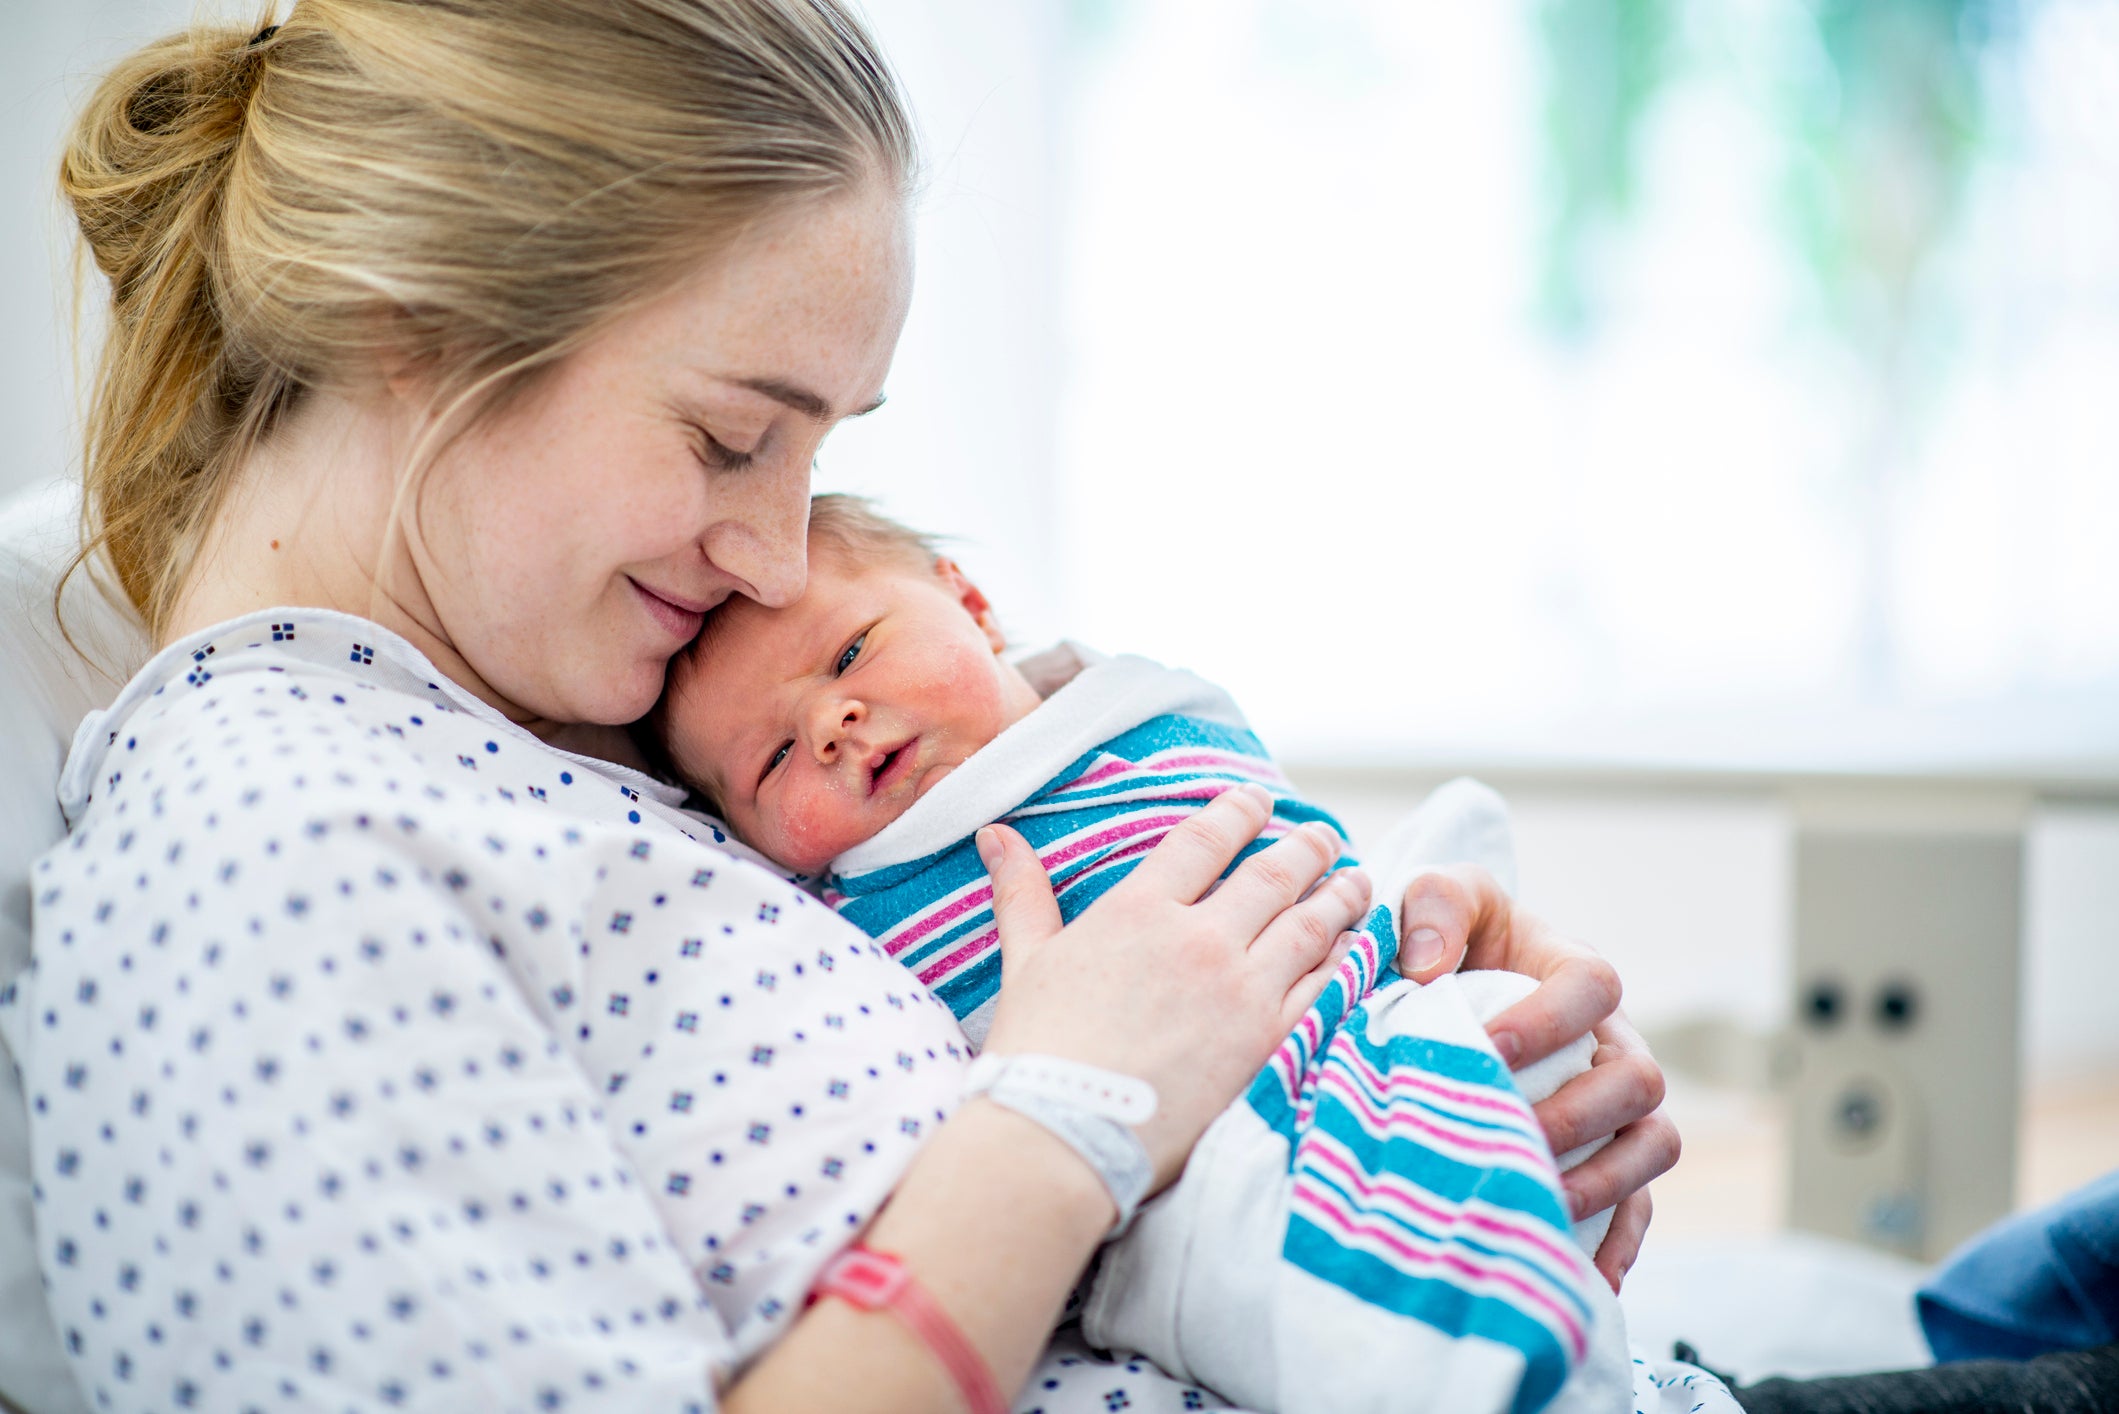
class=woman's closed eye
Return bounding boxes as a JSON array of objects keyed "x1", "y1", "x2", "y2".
[{"x1": 692, "y1": 423, "x2": 759, "y2": 473}]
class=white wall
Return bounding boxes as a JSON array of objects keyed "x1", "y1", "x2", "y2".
[
  {"x1": 0, "y1": 2, "x2": 212, "y2": 501},
  {"x1": 817, "y1": 0, "x2": 1068, "y2": 650}
]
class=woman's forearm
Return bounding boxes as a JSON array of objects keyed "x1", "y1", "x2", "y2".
[
  {"x1": 728, "y1": 791, "x2": 1368, "y2": 1411},
  {"x1": 722, "y1": 1097, "x2": 1115, "y2": 1413}
]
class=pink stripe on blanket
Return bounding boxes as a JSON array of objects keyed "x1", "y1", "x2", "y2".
[
  {"x1": 880, "y1": 813, "x2": 1188, "y2": 960},
  {"x1": 1055, "y1": 757, "x2": 1134, "y2": 791},
  {"x1": 1338, "y1": 1047, "x2": 1542, "y2": 1124},
  {"x1": 916, "y1": 925, "x2": 999, "y2": 986},
  {"x1": 878, "y1": 881, "x2": 996, "y2": 958},
  {"x1": 1304, "y1": 1140, "x2": 1590, "y2": 1285},
  {"x1": 1035, "y1": 812, "x2": 1192, "y2": 874},
  {"x1": 1294, "y1": 1157, "x2": 1588, "y2": 1358},
  {"x1": 1316, "y1": 1067, "x2": 1551, "y2": 1170},
  {"x1": 911, "y1": 829, "x2": 1175, "y2": 987},
  {"x1": 1053, "y1": 753, "x2": 1285, "y2": 795},
  {"x1": 1133, "y1": 750, "x2": 1290, "y2": 781}
]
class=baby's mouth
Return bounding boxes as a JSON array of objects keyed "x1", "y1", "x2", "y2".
[{"x1": 866, "y1": 739, "x2": 918, "y2": 797}]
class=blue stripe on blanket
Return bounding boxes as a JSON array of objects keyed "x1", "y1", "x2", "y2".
[{"x1": 1284, "y1": 1217, "x2": 1572, "y2": 1414}]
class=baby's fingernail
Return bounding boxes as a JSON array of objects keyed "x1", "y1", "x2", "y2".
[
  {"x1": 1565, "y1": 1184, "x2": 1586, "y2": 1221},
  {"x1": 974, "y1": 827, "x2": 1001, "y2": 871},
  {"x1": 1492, "y1": 1029, "x2": 1522, "y2": 1067},
  {"x1": 1407, "y1": 926, "x2": 1446, "y2": 972},
  {"x1": 1239, "y1": 782, "x2": 1273, "y2": 807}
]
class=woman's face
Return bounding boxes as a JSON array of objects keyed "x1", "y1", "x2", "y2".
[{"x1": 411, "y1": 184, "x2": 913, "y2": 731}]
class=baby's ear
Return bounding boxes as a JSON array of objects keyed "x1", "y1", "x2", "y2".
[{"x1": 932, "y1": 557, "x2": 1006, "y2": 653}]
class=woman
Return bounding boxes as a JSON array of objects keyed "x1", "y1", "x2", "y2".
[{"x1": 5, "y1": 3, "x2": 1675, "y2": 1410}]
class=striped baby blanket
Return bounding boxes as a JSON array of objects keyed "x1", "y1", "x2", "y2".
[{"x1": 826, "y1": 650, "x2": 1599, "y2": 1413}]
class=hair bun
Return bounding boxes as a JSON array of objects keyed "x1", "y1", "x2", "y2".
[{"x1": 63, "y1": 26, "x2": 266, "y2": 296}]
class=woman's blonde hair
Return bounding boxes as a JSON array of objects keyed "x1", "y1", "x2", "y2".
[{"x1": 62, "y1": 0, "x2": 914, "y2": 638}]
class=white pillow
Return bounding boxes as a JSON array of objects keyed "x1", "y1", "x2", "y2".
[{"x1": 0, "y1": 479, "x2": 147, "y2": 1414}]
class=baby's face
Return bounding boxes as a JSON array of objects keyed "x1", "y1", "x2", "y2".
[{"x1": 663, "y1": 551, "x2": 1043, "y2": 875}]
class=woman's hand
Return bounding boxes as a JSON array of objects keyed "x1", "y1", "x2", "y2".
[
  {"x1": 1398, "y1": 865, "x2": 1680, "y2": 1293},
  {"x1": 977, "y1": 783, "x2": 1373, "y2": 1192}
]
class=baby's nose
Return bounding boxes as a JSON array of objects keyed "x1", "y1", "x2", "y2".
[{"x1": 808, "y1": 698, "x2": 865, "y2": 761}]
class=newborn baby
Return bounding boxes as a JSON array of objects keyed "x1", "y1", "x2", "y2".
[{"x1": 650, "y1": 496, "x2": 1724, "y2": 1414}]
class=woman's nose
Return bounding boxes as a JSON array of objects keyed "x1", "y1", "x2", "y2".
[{"x1": 700, "y1": 464, "x2": 811, "y2": 608}]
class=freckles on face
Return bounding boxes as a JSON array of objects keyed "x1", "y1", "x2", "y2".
[
  {"x1": 412, "y1": 362, "x2": 681, "y2": 723},
  {"x1": 401, "y1": 183, "x2": 912, "y2": 734}
]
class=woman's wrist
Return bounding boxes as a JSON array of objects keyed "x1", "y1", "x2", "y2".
[
  {"x1": 954, "y1": 1094, "x2": 1122, "y2": 1235},
  {"x1": 724, "y1": 1095, "x2": 1114, "y2": 1414},
  {"x1": 963, "y1": 1053, "x2": 1154, "y2": 1235}
]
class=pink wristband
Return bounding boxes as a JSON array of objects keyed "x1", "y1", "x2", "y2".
[{"x1": 809, "y1": 1244, "x2": 1006, "y2": 1414}]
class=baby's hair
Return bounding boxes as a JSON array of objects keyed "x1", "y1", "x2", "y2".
[{"x1": 806, "y1": 492, "x2": 940, "y2": 572}]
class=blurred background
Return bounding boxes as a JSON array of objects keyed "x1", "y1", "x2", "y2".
[{"x1": 4, "y1": 0, "x2": 2117, "y2": 1382}]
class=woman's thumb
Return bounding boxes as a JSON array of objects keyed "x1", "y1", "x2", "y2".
[
  {"x1": 1396, "y1": 868, "x2": 1476, "y2": 983},
  {"x1": 978, "y1": 824, "x2": 1064, "y2": 963}
]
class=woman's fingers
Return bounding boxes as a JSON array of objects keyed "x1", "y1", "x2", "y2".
[
  {"x1": 1281, "y1": 930, "x2": 1361, "y2": 1029},
  {"x1": 1481, "y1": 950, "x2": 1622, "y2": 1068},
  {"x1": 1534, "y1": 1031, "x2": 1667, "y2": 1157},
  {"x1": 1592, "y1": 1189, "x2": 1654, "y2": 1294},
  {"x1": 1558, "y1": 1106, "x2": 1680, "y2": 1230},
  {"x1": 1534, "y1": 1013, "x2": 1661, "y2": 1153},
  {"x1": 1249, "y1": 867, "x2": 1371, "y2": 991},
  {"x1": 979, "y1": 824, "x2": 1064, "y2": 971},
  {"x1": 1125, "y1": 783, "x2": 1276, "y2": 902},
  {"x1": 1204, "y1": 816, "x2": 1349, "y2": 936}
]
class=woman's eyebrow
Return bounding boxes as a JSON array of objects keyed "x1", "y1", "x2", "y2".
[{"x1": 731, "y1": 375, "x2": 885, "y2": 422}]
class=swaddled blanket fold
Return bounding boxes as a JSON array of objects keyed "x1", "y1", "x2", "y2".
[{"x1": 826, "y1": 649, "x2": 1606, "y2": 1414}]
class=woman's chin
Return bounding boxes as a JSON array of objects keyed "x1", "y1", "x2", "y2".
[{"x1": 562, "y1": 656, "x2": 669, "y2": 730}]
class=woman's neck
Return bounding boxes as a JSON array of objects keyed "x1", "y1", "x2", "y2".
[
  {"x1": 167, "y1": 390, "x2": 395, "y2": 634},
  {"x1": 164, "y1": 387, "x2": 590, "y2": 749}
]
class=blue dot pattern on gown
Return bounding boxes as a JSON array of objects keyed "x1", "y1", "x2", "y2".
[{"x1": 0, "y1": 608, "x2": 976, "y2": 1413}]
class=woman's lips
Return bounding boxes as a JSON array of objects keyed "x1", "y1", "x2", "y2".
[{"x1": 629, "y1": 577, "x2": 706, "y2": 642}]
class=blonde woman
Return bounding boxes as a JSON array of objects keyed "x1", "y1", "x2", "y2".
[{"x1": 2, "y1": 4, "x2": 1675, "y2": 1410}]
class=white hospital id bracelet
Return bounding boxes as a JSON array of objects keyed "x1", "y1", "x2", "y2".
[{"x1": 963, "y1": 1053, "x2": 1156, "y2": 1237}]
